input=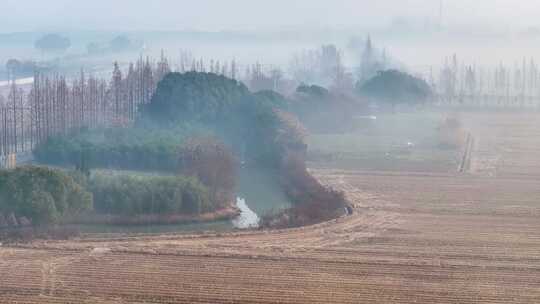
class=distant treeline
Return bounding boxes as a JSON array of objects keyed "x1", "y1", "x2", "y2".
[
  {"x1": 434, "y1": 54, "x2": 540, "y2": 107},
  {"x1": 0, "y1": 53, "x2": 247, "y2": 159},
  {"x1": 0, "y1": 54, "x2": 171, "y2": 158}
]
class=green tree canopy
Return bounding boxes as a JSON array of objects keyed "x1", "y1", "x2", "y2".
[
  {"x1": 143, "y1": 72, "x2": 252, "y2": 124},
  {"x1": 142, "y1": 72, "x2": 299, "y2": 166},
  {"x1": 0, "y1": 166, "x2": 92, "y2": 226},
  {"x1": 296, "y1": 84, "x2": 330, "y2": 99},
  {"x1": 358, "y1": 69, "x2": 432, "y2": 105}
]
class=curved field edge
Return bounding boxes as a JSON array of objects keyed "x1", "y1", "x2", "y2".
[
  {"x1": 2, "y1": 112, "x2": 540, "y2": 303},
  {"x1": 8, "y1": 169, "x2": 362, "y2": 249}
]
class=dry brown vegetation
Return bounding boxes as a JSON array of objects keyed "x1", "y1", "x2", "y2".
[
  {"x1": 1, "y1": 111, "x2": 540, "y2": 303},
  {"x1": 263, "y1": 153, "x2": 347, "y2": 228},
  {"x1": 438, "y1": 114, "x2": 467, "y2": 149}
]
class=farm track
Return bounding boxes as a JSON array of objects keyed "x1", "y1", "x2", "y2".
[{"x1": 2, "y1": 112, "x2": 540, "y2": 303}]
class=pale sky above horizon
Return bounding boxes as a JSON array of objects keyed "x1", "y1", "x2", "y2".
[{"x1": 1, "y1": 0, "x2": 539, "y2": 33}]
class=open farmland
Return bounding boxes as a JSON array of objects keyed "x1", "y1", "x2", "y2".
[
  {"x1": 2, "y1": 111, "x2": 540, "y2": 303},
  {"x1": 307, "y1": 112, "x2": 462, "y2": 173}
]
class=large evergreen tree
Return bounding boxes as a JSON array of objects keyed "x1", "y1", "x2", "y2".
[{"x1": 358, "y1": 70, "x2": 433, "y2": 106}]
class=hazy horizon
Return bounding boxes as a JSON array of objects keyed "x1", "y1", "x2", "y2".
[
  {"x1": 3, "y1": 1, "x2": 540, "y2": 75},
  {"x1": 1, "y1": 0, "x2": 540, "y2": 33}
]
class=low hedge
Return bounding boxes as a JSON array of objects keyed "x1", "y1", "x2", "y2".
[{"x1": 88, "y1": 171, "x2": 212, "y2": 216}]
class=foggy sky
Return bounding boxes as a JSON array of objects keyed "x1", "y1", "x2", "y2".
[{"x1": 1, "y1": 0, "x2": 540, "y2": 33}]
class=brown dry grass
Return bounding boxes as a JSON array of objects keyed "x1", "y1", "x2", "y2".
[{"x1": 1, "y1": 111, "x2": 540, "y2": 303}]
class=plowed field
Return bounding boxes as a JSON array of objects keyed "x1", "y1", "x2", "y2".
[{"x1": 2, "y1": 111, "x2": 540, "y2": 303}]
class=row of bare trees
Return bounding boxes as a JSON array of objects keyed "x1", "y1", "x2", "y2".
[
  {"x1": 0, "y1": 84, "x2": 25, "y2": 156},
  {"x1": 0, "y1": 54, "x2": 172, "y2": 158},
  {"x1": 0, "y1": 51, "x2": 274, "y2": 160},
  {"x1": 289, "y1": 44, "x2": 353, "y2": 92},
  {"x1": 432, "y1": 55, "x2": 540, "y2": 107},
  {"x1": 5, "y1": 49, "x2": 540, "y2": 162}
]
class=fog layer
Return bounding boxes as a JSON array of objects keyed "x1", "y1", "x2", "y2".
[{"x1": 2, "y1": 0, "x2": 540, "y2": 32}]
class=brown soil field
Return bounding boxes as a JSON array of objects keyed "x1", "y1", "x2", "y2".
[{"x1": 2, "y1": 111, "x2": 540, "y2": 303}]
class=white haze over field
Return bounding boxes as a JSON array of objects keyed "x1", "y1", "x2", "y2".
[
  {"x1": 2, "y1": 0, "x2": 540, "y2": 31},
  {"x1": 2, "y1": 0, "x2": 540, "y2": 71}
]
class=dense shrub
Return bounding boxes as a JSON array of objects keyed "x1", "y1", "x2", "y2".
[
  {"x1": 291, "y1": 84, "x2": 366, "y2": 133},
  {"x1": 358, "y1": 69, "x2": 432, "y2": 105},
  {"x1": 179, "y1": 137, "x2": 236, "y2": 208},
  {"x1": 34, "y1": 126, "x2": 210, "y2": 171},
  {"x1": 35, "y1": 130, "x2": 239, "y2": 213},
  {"x1": 143, "y1": 72, "x2": 252, "y2": 123},
  {"x1": 88, "y1": 171, "x2": 211, "y2": 216},
  {"x1": 438, "y1": 115, "x2": 466, "y2": 149},
  {"x1": 0, "y1": 166, "x2": 92, "y2": 226},
  {"x1": 253, "y1": 90, "x2": 290, "y2": 109},
  {"x1": 142, "y1": 72, "x2": 291, "y2": 166},
  {"x1": 261, "y1": 153, "x2": 348, "y2": 228},
  {"x1": 296, "y1": 84, "x2": 330, "y2": 98}
]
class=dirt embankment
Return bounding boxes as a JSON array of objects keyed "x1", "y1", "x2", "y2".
[{"x1": 63, "y1": 203, "x2": 240, "y2": 226}]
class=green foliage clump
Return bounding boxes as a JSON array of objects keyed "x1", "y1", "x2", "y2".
[
  {"x1": 358, "y1": 69, "x2": 433, "y2": 105},
  {"x1": 0, "y1": 166, "x2": 92, "y2": 226},
  {"x1": 253, "y1": 90, "x2": 290, "y2": 109},
  {"x1": 143, "y1": 71, "x2": 298, "y2": 166},
  {"x1": 34, "y1": 126, "x2": 210, "y2": 171},
  {"x1": 296, "y1": 84, "x2": 330, "y2": 99},
  {"x1": 88, "y1": 172, "x2": 211, "y2": 216},
  {"x1": 143, "y1": 72, "x2": 252, "y2": 124},
  {"x1": 291, "y1": 83, "x2": 364, "y2": 133}
]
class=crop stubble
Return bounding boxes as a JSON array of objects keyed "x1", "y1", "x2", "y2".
[{"x1": 1, "y1": 112, "x2": 540, "y2": 303}]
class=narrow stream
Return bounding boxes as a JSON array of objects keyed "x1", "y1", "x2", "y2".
[{"x1": 232, "y1": 198, "x2": 260, "y2": 229}]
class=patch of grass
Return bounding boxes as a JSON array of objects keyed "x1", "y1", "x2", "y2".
[{"x1": 307, "y1": 112, "x2": 461, "y2": 172}]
